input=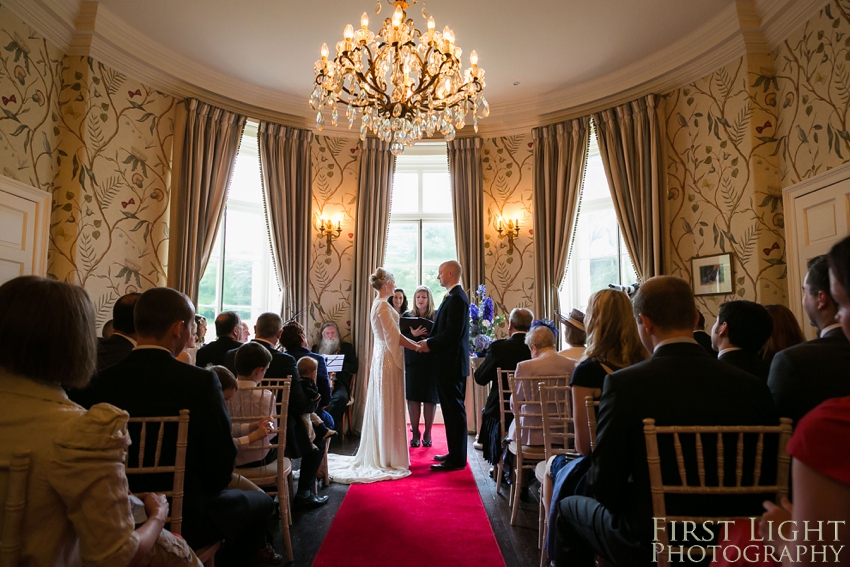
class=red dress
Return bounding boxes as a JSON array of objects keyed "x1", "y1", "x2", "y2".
[{"x1": 713, "y1": 397, "x2": 850, "y2": 567}]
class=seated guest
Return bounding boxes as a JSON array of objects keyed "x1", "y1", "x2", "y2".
[
  {"x1": 196, "y1": 311, "x2": 243, "y2": 368},
  {"x1": 473, "y1": 307, "x2": 533, "y2": 468},
  {"x1": 571, "y1": 289, "x2": 648, "y2": 457},
  {"x1": 238, "y1": 321, "x2": 251, "y2": 343},
  {"x1": 102, "y1": 318, "x2": 114, "y2": 338},
  {"x1": 0, "y1": 276, "x2": 201, "y2": 567},
  {"x1": 81, "y1": 287, "x2": 281, "y2": 564},
  {"x1": 96, "y1": 292, "x2": 140, "y2": 372},
  {"x1": 711, "y1": 300, "x2": 774, "y2": 381},
  {"x1": 176, "y1": 317, "x2": 201, "y2": 365},
  {"x1": 281, "y1": 320, "x2": 333, "y2": 429},
  {"x1": 554, "y1": 276, "x2": 776, "y2": 567},
  {"x1": 510, "y1": 322, "x2": 575, "y2": 446},
  {"x1": 768, "y1": 255, "x2": 850, "y2": 424},
  {"x1": 295, "y1": 356, "x2": 336, "y2": 442},
  {"x1": 208, "y1": 365, "x2": 271, "y2": 493},
  {"x1": 226, "y1": 313, "x2": 328, "y2": 508},
  {"x1": 557, "y1": 308, "x2": 586, "y2": 360},
  {"x1": 231, "y1": 343, "x2": 277, "y2": 468},
  {"x1": 693, "y1": 309, "x2": 715, "y2": 355},
  {"x1": 312, "y1": 321, "x2": 359, "y2": 432},
  {"x1": 761, "y1": 304, "x2": 805, "y2": 364}
]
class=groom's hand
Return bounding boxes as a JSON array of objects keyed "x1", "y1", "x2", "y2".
[{"x1": 418, "y1": 340, "x2": 430, "y2": 353}]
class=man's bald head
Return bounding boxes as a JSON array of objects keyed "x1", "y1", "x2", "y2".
[{"x1": 438, "y1": 260, "x2": 463, "y2": 289}]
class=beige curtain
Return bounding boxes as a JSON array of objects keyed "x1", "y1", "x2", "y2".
[
  {"x1": 448, "y1": 137, "x2": 485, "y2": 291},
  {"x1": 168, "y1": 99, "x2": 246, "y2": 303},
  {"x1": 351, "y1": 139, "x2": 395, "y2": 432},
  {"x1": 532, "y1": 117, "x2": 590, "y2": 321},
  {"x1": 593, "y1": 94, "x2": 665, "y2": 281},
  {"x1": 257, "y1": 122, "x2": 313, "y2": 325}
]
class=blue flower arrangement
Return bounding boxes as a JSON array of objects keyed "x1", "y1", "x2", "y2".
[{"x1": 469, "y1": 285, "x2": 506, "y2": 356}]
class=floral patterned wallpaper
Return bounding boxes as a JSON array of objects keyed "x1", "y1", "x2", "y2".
[
  {"x1": 665, "y1": 57, "x2": 786, "y2": 320},
  {"x1": 0, "y1": 7, "x2": 62, "y2": 190},
  {"x1": 308, "y1": 135, "x2": 360, "y2": 343},
  {"x1": 0, "y1": 7, "x2": 176, "y2": 328},
  {"x1": 481, "y1": 134, "x2": 535, "y2": 335},
  {"x1": 773, "y1": 1, "x2": 850, "y2": 187},
  {"x1": 664, "y1": 1, "x2": 850, "y2": 322}
]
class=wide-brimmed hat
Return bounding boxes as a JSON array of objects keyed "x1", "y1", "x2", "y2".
[{"x1": 556, "y1": 308, "x2": 585, "y2": 332}]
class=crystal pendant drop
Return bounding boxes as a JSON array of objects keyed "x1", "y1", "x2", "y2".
[
  {"x1": 331, "y1": 108, "x2": 338, "y2": 127},
  {"x1": 316, "y1": 111, "x2": 325, "y2": 131},
  {"x1": 390, "y1": 141, "x2": 404, "y2": 156}
]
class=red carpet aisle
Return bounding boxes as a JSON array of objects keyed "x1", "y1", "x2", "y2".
[{"x1": 312, "y1": 425, "x2": 506, "y2": 567}]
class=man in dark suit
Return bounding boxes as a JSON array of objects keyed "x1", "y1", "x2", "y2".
[
  {"x1": 555, "y1": 276, "x2": 776, "y2": 567},
  {"x1": 768, "y1": 255, "x2": 850, "y2": 424},
  {"x1": 418, "y1": 260, "x2": 470, "y2": 472},
  {"x1": 711, "y1": 300, "x2": 773, "y2": 381},
  {"x1": 82, "y1": 288, "x2": 280, "y2": 564},
  {"x1": 95, "y1": 292, "x2": 140, "y2": 372},
  {"x1": 693, "y1": 310, "x2": 715, "y2": 356},
  {"x1": 195, "y1": 310, "x2": 243, "y2": 368},
  {"x1": 312, "y1": 321, "x2": 359, "y2": 431},
  {"x1": 225, "y1": 312, "x2": 329, "y2": 507},
  {"x1": 473, "y1": 307, "x2": 533, "y2": 468}
]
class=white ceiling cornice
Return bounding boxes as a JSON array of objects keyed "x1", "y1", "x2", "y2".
[{"x1": 2, "y1": 0, "x2": 830, "y2": 138}]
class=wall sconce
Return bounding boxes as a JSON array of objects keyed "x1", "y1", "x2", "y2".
[
  {"x1": 318, "y1": 217, "x2": 342, "y2": 254},
  {"x1": 496, "y1": 217, "x2": 521, "y2": 253}
]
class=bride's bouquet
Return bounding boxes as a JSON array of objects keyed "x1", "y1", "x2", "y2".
[{"x1": 469, "y1": 285, "x2": 506, "y2": 357}]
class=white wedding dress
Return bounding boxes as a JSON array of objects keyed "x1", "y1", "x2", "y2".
[{"x1": 326, "y1": 298, "x2": 411, "y2": 484}]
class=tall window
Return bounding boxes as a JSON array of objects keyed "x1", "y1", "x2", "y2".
[
  {"x1": 384, "y1": 143, "x2": 457, "y2": 305},
  {"x1": 197, "y1": 122, "x2": 282, "y2": 327},
  {"x1": 559, "y1": 128, "x2": 637, "y2": 313}
]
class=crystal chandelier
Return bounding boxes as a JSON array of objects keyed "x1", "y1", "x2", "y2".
[{"x1": 309, "y1": 0, "x2": 488, "y2": 155}]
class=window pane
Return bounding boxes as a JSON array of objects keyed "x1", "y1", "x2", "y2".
[
  {"x1": 422, "y1": 222, "x2": 456, "y2": 264},
  {"x1": 422, "y1": 173, "x2": 452, "y2": 213},
  {"x1": 589, "y1": 257, "x2": 618, "y2": 293},
  {"x1": 583, "y1": 130, "x2": 611, "y2": 202},
  {"x1": 385, "y1": 222, "x2": 419, "y2": 295},
  {"x1": 227, "y1": 134, "x2": 262, "y2": 204},
  {"x1": 391, "y1": 173, "x2": 418, "y2": 213},
  {"x1": 585, "y1": 209, "x2": 618, "y2": 257},
  {"x1": 198, "y1": 256, "x2": 218, "y2": 308},
  {"x1": 222, "y1": 258, "x2": 253, "y2": 307}
]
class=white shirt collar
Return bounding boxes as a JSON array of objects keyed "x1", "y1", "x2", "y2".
[
  {"x1": 821, "y1": 323, "x2": 843, "y2": 338},
  {"x1": 654, "y1": 336, "x2": 699, "y2": 352},
  {"x1": 236, "y1": 379, "x2": 259, "y2": 389},
  {"x1": 445, "y1": 282, "x2": 460, "y2": 293},
  {"x1": 113, "y1": 332, "x2": 137, "y2": 346},
  {"x1": 133, "y1": 345, "x2": 173, "y2": 354},
  {"x1": 718, "y1": 346, "x2": 743, "y2": 357}
]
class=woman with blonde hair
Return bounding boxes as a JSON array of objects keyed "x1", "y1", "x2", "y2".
[
  {"x1": 403, "y1": 285, "x2": 439, "y2": 447},
  {"x1": 571, "y1": 288, "x2": 648, "y2": 456}
]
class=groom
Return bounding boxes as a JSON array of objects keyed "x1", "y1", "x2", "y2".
[{"x1": 417, "y1": 260, "x2": 470, "y2": 471}]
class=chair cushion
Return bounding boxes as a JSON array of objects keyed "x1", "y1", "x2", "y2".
[{"x1": 535, "y1": 460, "x2": 547, "y2": 484}]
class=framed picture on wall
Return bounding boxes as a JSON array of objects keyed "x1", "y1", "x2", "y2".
[{"x1": 691, "y1": 253, "x2": 733, "y2": 296}]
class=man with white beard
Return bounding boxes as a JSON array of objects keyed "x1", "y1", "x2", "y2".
[{"x1": 312, "y1": 322, "x2": 359, "y2": 432}]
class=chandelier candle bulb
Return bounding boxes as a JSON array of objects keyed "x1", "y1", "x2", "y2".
[
  {"x1": 361, "y1": 12, "x2": 369, "y2": 30},
  {"x1": 470, "y1": 50, "x2": 478, "y2": 68},
  {"x1": 320, "y1": 43, "x2": 329, "y2": 61}
]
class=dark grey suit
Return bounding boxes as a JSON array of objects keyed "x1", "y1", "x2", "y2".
[
  {"x1": 768, "y1": 326, "x2": 850, "y2": 424},
  {"x1": 555, "y1": 342, "x2": 777, "y2": 566},
  {"x1": 196, "y1": 336, "x2": 243, "y2": 368},
  {"x1": 426, "y1": 286, "x2": 470, "y2": 467},
  {"x1": 95, "y1": 333, "x2": 135, "y2": 372},
  {"x1": 719, "y1": 349, "x2": 771, "y2": 382}
]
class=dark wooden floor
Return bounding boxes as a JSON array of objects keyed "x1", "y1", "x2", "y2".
[{"x1": 243, "y1": 433, "x2": 541, "y2": 566}]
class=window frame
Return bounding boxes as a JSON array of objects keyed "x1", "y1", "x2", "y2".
[
  {"x1": 386, "y1": 143, "x2": 456, "y2": 300},
  {"x1": 197, "y1": 121, "x2": 281, "y2": 326}
]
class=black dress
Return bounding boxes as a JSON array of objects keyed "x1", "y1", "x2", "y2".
[{"x1": 402, "y1": 327, "x2": 439, "y2": 404}]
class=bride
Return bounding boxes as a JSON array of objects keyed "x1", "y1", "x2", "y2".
[{"x1": 326, "y1": 267, "x2": 421, "y2": 483}]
